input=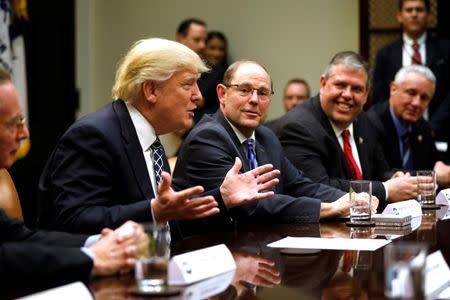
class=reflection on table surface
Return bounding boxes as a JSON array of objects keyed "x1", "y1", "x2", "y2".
[{"x1": 89, "y1": 215, "x2": 450, "y2": 300}]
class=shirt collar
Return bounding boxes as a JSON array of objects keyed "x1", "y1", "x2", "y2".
[
  {"x1": 125, "y1": 102, "x2": 157, "y2": 151},
  {"x1": 225, "y1": 117, "x2": 256, "y2": 145},
  {"x1": 329, "y1": 120, "x2": 354, "y2": 139},
  {"x1": 389, "y1": 107, "x2": 412, "y2": 138},
  {"x1": 403, "y1": 32, "x2": 427, "y2": 46}
]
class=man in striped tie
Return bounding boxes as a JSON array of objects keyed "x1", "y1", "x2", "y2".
[
  {"x1": 372, "y1": 0, "x2": 450, "y2": 162},
  {"x1": 38, "y1": 38, "x2": 280, "y2": 234}
]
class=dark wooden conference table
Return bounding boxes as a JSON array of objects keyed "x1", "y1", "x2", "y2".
[{"x1": 91, "y1": 209, "x2": 450, "y2": 300}]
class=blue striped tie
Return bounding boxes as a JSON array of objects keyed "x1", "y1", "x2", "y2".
[
  {"x1": 245, "y1": 138, "x2": 257, "y2": 170},
  {"x1": 151, "y1": 138, "x2": 165, "y2": 185}
]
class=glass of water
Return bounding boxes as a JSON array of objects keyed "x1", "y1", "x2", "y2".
[
  {"x1": 135, "y1": 223, "x2": 171, "y2": 292},
  {"x1": 417, "y1": 170, "x2": 436, "y2": 208},
  {"x1": 349, "y1": 180, "x2": 372, "y2": 224}
]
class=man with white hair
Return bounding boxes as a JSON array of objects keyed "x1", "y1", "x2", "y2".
[
  {"x1": 38, "y1": 38, "x2": 279, "y2": 234},
  {"x1": 368, "y1": 64, "x2": 450, "y2": 187}
]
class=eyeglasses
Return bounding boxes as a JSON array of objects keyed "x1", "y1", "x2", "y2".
[
  {"x1": 225, "y1": 83, "x2": 274, "y2": 102},
  {"x1": 1, "y1": 115, "x2": 26, "y2": 133}
]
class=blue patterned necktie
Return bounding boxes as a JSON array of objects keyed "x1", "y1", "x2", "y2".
[
  {"x1": 401, "y1": 132, "x2": 413, "y2": 171},
  {"x1": 151, "y1": 138, "x2": 165, "y2": 185},
  {"x1": 244, "y1": 138, "x2": 257, "y2": 170}
]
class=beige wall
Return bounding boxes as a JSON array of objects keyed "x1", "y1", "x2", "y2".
[{"x1": 76, "y1": 0, "x2": 359, "y2": 154}]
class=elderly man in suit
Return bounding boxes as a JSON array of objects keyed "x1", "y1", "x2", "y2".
[
  {"x1": 0, "y1": 65, "x2": 143, "y2": 291},
  {"x1": 368, "y1": 65, "x2": 450, "y2": 187},
  {"x1": 38, "y1": 38, "x2": 279, "y2": 235},
  {"x1": 372, "y1": 0, "x2": 450, "y2": 157},
  {"x1": 173, "y1": 60, "x2": 377, "y2": 237},
  {"x1": 278, "y1": 51, "x2": 418, "y2": 205}
]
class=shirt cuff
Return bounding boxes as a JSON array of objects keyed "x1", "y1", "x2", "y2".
[
  {"x1": 382, "y1": 182, "x2": 389, "y2": 201},
  {"x1": 84, "y1": 234, "x2": 101, "y2": 248}
]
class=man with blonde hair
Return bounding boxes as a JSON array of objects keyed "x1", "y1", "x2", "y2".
[
  {"x1": 0, "y1": 64, "x2": 144, "y2": 292},
  {"x1": 38, "y1": 38, "x2": 279, "y2": 235}
]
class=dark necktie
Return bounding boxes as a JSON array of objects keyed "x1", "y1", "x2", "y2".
[
  {"x1": 342, "y1": 130, "x2": 363, "y2": 180},
  {"x1": 244, "y1": 138, "x2": 257, "y2": 170},
  {"x1": 411, "y1": 42, "x2": 422, "y2": 65},
  {"x1": 151, "y1": 138, "x2": 165, "y2": 185},
  {"x1": 401, "y1": 132, "x2": 413, "y2": 171}
]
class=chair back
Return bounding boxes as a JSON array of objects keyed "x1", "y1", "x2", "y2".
[{"x1": 0, "y1": 168, "x2": 23, "y2": 220}]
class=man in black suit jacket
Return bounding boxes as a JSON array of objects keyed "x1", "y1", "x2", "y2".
[
  {"x1": 278, "y1": 51, "x2": 418, "y2": 204},
  {"x1": 368, "y1": 65, "x2": 450, "y2": 187},
  {"x1": 372, "y1": 0, "x2": 450, "y2": 153},
  {"x1": 0, "y1": 65, "x2": 141, "y2": 291},
  {"x1": 38, "y1": 38, "x2": 278, "y2": 234},
  {"x1": 173, "y1": 60, "x2": 377, "y2": 236}
]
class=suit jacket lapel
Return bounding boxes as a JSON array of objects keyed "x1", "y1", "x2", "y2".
[
  {"x1": 113, "y1": 100, "x2": 155, "y2": 199},
  {"x1": 381, "y1": 102, "x2": 402, "y2": 166},
  {"x1": 215, "y1": 111, "x2": 250, "y2": 171},
  {"x1": 426, "y1": 36, "x2": 437, "y2": 68},
  {"x1": 352, "y1": 118, "x2": 368, "y2": 175},
  {"x1": 312, "y1": 97, "x2": 352, "y2": 178},
  {"x1": 393, "y1": 41, "x2": 403, "y2": 71}
]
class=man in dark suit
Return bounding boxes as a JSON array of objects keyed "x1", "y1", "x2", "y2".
[
  {"x1": 278, "y1": 51, "x2": 418, "y2": 204},
  {"x1": 38, "y1": 38, "x2": 279, "y2": 234},
  {"x1": 173, "y1": 60, "x2": 377, "y2": 236},
  {"x1": 0, "y1": 65, "x2": 142, "y2": 291},
  {"x1": 372, "y1": 0, "x2": 450, "y2": 156},
  {"x1": 368, "y1": 65, "x2": 450, "y2": 187}
]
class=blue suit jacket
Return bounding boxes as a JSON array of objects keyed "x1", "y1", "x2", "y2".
[
  {"x1": 38, "y1": 100, "x2": 168, "y2": 234},
  {"x1": 173, "y1": 110, "x2": 345, "y2": 236}
]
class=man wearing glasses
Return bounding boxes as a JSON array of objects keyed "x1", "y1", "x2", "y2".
[
  {"x1": 172, "y1": 60, "x2": 376, "y2": 237},
  {"x1": 38, "y1": 39, "x2": 279, "y2": 236},
  {"x1": 0, "y1": 65, "x2": 144, "y2": 291}
]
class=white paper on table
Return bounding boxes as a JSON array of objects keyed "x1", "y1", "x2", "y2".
[
  {"x1": 17, "y1": 282, "x2": 92, "y2": 300},
  {"x1": 267, "y1": 237, "x2": 390, "y2": 251}
]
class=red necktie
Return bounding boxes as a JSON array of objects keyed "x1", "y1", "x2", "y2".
[
  {"x1": 342, "y1": 130, "x2": 363, "y2": 180},
  {"x1": 411, "y1": 42, "x2": 422, "y2": 65}
]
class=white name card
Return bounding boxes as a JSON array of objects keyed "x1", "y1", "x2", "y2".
[
  {"x1": 168, "y1": 244, "x2": 236, "y2": 286},
  {"x1": 17, "y1": 282, "x2": 92, "y2": 300},
  {"x1": 179, "y1": 270, "x2": 235, "y2": 299},
  {"x1": 382, "y1": 200, "x2": 422, "y2": 218},
  {"x1": 425, "y1": 251, "x2": 450, "y2": 298},
  {"x1": 436, "y1": 188, "x2": 450, "y2": 206}
]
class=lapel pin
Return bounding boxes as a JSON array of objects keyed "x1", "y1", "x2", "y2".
[
  {"x1": 417, "y1": 135, "x2": 423, "y2": 143},
  {"x1": 359, "y1": 137, "x2": 363, "y2": 144}
]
